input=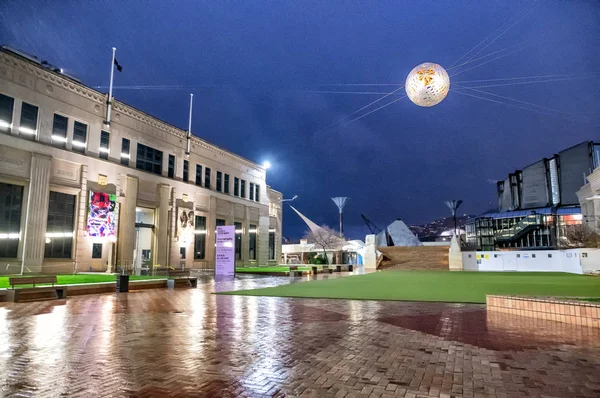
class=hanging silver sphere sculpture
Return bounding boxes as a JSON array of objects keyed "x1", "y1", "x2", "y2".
[{"x1": 405, "y1": 62, "x2": 450, "y2": 107}]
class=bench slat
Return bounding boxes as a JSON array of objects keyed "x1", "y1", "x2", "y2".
[{"x1": 9, "y1": 276, "x2": 57, "y2": 286}]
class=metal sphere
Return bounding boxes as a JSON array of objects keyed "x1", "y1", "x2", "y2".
[{"x1": 405, "y1": 62, "x2": 450, "y2": 107}]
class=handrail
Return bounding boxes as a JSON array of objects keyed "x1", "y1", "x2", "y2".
[{"x1": 495, "y1": 214, "x2": 544, "y2": 241}]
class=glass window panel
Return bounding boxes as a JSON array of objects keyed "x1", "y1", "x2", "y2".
[{"x1": 45, "y1": 191, "x2": 76, "y2": 259}]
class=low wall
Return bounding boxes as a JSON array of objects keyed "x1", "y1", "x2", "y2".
[
  {"x1": 462, "y1": 249, "x2": 590, "y2": 274},
  {"x1": 487, "y1": 295, "x2": 600, "y2": 328},
  {"x1": 377, "y1": 246, "x2": 449, "y2": 271}
]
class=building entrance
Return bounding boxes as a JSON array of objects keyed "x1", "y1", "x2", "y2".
[{"x1": 133, "y1": 207, "x2": 155, "y2": 275}]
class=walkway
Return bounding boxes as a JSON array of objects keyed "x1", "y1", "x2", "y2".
[{"x1": 0, "y1": 274, "x2": 599, "y2": 397}]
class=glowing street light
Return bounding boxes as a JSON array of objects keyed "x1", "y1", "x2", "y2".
[{"x1": 263, "y1": 161, "x2": 272, "y2": 169}]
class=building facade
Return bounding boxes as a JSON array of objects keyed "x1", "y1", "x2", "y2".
[
  {"x1": 0, "y1": 47, "x2": 282, "y2": 275},
  {"x1": 467, "y1": 141, "x2": 599, "y2": 250}
]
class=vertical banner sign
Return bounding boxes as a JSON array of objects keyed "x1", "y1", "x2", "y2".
[
  {"x1": 215, "y1": 225, "x2": 235, "y2": 276},
  {"x1": 176, "y1": 207, "x2": 195, "y2": 243},
  {"x1": 87, "y1": 191, "x2": 117, "y2": 238}
]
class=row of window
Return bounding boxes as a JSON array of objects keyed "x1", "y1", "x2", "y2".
[
  {"x1": 0, "y1": 92, "x2": 262, "y2": 202},
  {"x1": 0, "y1": 181, "x2": 276, "y2": 261}
]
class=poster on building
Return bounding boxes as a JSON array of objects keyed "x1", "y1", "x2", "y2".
[
  {"x1": 177, "y1": 207, "x2": 195, "y2": 242},
  {"x1": 87, "y1": 191, "x2": 117, "y2": 238},
  {"x1": 216, "y1": 225, "x2": 235, "y2": 276}
]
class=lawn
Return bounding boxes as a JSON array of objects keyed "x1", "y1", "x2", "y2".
[
  {"x1": 235, "y1": 266, "x2": 312, "y2": 273},
  {"x1": 217, "y1": 271, "x2": 600, "y2": 303},
  {"x1": 0, "y1": 274, "x2": 164, "y2": 289}
]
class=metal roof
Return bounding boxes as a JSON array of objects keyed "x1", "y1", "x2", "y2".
[{"x1": 478, "y1": 206, "x2": 580, "y2": 219}]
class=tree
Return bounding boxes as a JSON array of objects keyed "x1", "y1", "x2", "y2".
[
  {"x1": 303, "y1": 225, "x2": 344, "y2": 265},
  {"x1": 558, "y1": 224, "x2": 600, "y2": 249}
]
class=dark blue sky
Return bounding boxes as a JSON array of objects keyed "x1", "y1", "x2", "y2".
[{"x1": 1, "y1": 0, "x2": 599, "y2": 239}]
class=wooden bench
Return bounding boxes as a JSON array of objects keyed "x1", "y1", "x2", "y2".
[
  {"x1": 321, "y1": 265, "x2": 333, "y2": 274},
  {"x1": 289, "y1": 266, "x2": 303, "y2": 277},
  {"x1": 167, "y1": 269, "x2": 198, "y2": 288},
  {"x1": 8, "y1": 276, "x2": 67, "y2": 303}
]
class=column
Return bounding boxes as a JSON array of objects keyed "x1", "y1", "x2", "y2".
[
  {"x1": 155, "y1": 184, "x2": 171, "y2": 268},
  {"x1": 206, "y1": 196, "x2": 217, "y2": 269},
  {"x1": 22, "y1": 153, "x2": 52, "y2": 273},
  {"x1": 241, "y1": 206, "x2": 250, "y2": 266},
  {"x1": 74, "y1": 164, "x2": 89, "y2": 272},
  {"x1": 117, "y1": 175, "x2": 138, "y2": 271},
  {"x1": 257, "y1": 215, "x2": 270, "y2": 265},
  {"x1": 168, "y1": 188, "x2": 180, "y2": 268}
]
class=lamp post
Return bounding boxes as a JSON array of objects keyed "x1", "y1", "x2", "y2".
[
  {"x1": 331, "y1": 197, "x2": 349, "y2": 237},
  {"x1": 445, "y1": 200, "x2": 463, "y2": 237}
]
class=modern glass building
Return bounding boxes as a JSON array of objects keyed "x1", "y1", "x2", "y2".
[
  {"x1": 467, "y1": 141, "x2": 599, "y2": 250},
  {"x1": 0, "y1": 46, "x2": 283, "y2": 274}
]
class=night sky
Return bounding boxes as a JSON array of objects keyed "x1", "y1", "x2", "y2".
[{"x1": 1, "y1": 1, "x2": 599, "y2": 240}]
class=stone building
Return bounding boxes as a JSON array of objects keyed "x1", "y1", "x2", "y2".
[{"x1": 0, "y1": 46, "x2": 282, "y2": 274}]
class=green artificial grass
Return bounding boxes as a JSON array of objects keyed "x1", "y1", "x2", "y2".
[
  {"x1": 217, "y1": 271, "x2": 600, "y2": 304},
  {"x1": 577, "y1": 297, "x2": 600, "y2": 303},
  {"x1": 235, "y1": 266, "x2": 312, "y2": 273},
  {"x1": 0, "y1": 274, "x2": 164, "y2": 289}
]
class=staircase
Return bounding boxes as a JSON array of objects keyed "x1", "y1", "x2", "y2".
[{"x1": 494, "y1": 214, "x2": 544, "y2": 243}]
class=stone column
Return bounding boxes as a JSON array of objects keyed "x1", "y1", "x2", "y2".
[
  {"x1": 206, "y1": 196, "x2": 217, "y2": 269},
  {"x1": 117, "y1": 175, "x2": 138, "y2": 272},
  {"x1": 155, "y1": 184, "x2": 171, "y2": 269},
  {"x1": 241, "y1": 206, "x2": 250, "y2": 266},
  {"x1": 22, "y1": 153, "x2": 52, "y2": 273},
  {"x1": 168, "y1": 188, "x2": 180, "y2": 268},
  {"x1": 74, "y1": 164, "x2": 89, "y2": 273},
  {"x1": 257, "y1": 215, "x2": 270, "y2": 265}
]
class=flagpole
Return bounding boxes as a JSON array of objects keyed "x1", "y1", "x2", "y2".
[
  {"x1": 105, "y1": 47, "x2": 116, "y2": 125},
  {"x1": 186, "y1": 93, "x2": 193, "y2": 156}
]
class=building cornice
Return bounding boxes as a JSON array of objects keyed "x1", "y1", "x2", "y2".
[{"x1": 0, "y1": 49, "x2": 264, "y2": 173}]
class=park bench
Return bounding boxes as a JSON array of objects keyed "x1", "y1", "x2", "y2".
[
  {"x1": 289, "y1": 266, "x2": 303, "y2": 277},
  {"x1": 321, "y1": 265, "x2": 333, "y2": 274},
  {"x1": 167, "y1": 269, "x2": 198, "y2": 288},
  {"x1": 7, "y1": 276, "x2": 67, "y2": 302}
]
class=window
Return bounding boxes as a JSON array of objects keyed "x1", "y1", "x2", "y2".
[
  {"x1": 249, "y1": 183, "x2": 254, "y2": 200},
  {"x1": 19, "y1": 102, "x2": 38, "y2": 138},
  {"x1": 180, "y1": 247, "x2": 186, "y2": 259},
  {"x1": 216, "y1": 171, "x2": 222, "y2": 192},
  {"x1": 92, "y1": 243, "x2": 102, "y2": 259},
  {"x1": 0, "y1": 183, "x2": 23, "y2": 258},
  {"x1": 205, "y1": 167, "x2": 211, "y2": 189},
  {"x1": 168, "y1": 155, "x2": 175, "y2": 178},
  {"x1": 269, "y1": 231, "x2": 276, "y2": 260},
  {"x1": 532, "y1": 254, "x2": 536, "y2": 258},
  {"x1": 183, "y1": 160, "x2": 189, "y2": 182},
  {"x1": 241, "y1": 180, "x2": 246, "y2": 198},
  {"x1": 99, "y1": 131, "x2": 110, "y2": 160},
  {"x1": 121, "y1": 138, "x2": 130, "y2": 166},
  {"x1": 0, "y1": 93, "x2": 14, "y2": 132},
  {"x1": 45, "y1": 191, "x2": 76, "y2": 259},
  {"x1": 216, "y1": 218, "x2": 226, "y2": 228},
  {"x1": 52, "y1": 114, "x2": 68, "y2": 148},
  {"x1": 517, "y1": 254, "x2": 521, "y2": 258},
  {"x1": 582, "y1": 253, "x2": 588, "y2": 258},
  {"x1": 234, "y1": 177, "x2": 239, "y2": 196},
  {"x1": 224, "y1": 174, "x2": 230, "y2": 194},
  {"x1": 249, "y1": 224, "x2": 257, "y2": 260},
  {"x1": 255, "y1": 184, "x2": 260, "y2": 202},
  {"x1": 195, "y1": 164, "x2": 202, "y2": 186},
  {"x1": 194, "y1": 215, "x2": 206, "y2": 259},
  {"x1": 234, "y1": 222, "x2": 242, "y2": 260},
  {"x1": 72, "y1": 121, "x2": 87, "y2": 153},
  {"x1": 136, "y1": 143, "x2": 163, "y2": 175},
  {"x1": 548, "y1": 254, "x2": 552, "y2": 258}
]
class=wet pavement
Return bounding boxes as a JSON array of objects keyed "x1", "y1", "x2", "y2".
[{"x1": 0, "y1": 273, "x2": 599, "y2": 397}]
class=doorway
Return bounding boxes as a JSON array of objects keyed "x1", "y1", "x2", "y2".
[{"x1": 133, "y1": 207, "x2": 155, "y2": 275}]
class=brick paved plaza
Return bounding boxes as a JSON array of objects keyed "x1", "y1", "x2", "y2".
[{"x1": 1, "y1": 274, "x2": 599, "y2": 397}]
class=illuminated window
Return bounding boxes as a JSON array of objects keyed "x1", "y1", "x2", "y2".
[
  {"x1": 249, "y1": 224, "x2": 257, "y2": 260},
  {"x1": 52, "y1": 114, "x2": 68, "y2": 148},
  {"x1": 0, "y1": 93, "x2": 14, "y2": 133},
  {"x1": 45, "y1": 191, "x2": 75, "y2": 259},
  {"x1": 194, "y1": 215, "x2": 206, "y2": 260},
  {"x1": 19, "y1": 102, "x2": 38, "y2": 139},
  {"x1": 99, "y1": 131, "x2": 110, "y2": 160},
  {"x1": 234, "y1": 222, "x2": 242, "y2": 260},
  {"x1": 0, "y1": 183, "x2": 23, "y2": 258},
  {"x1": 92, "y1": 243, "x2": 102, "y2": 259},
  {"x1": 121, "y1": 138, "x2": 130, "y2": 166},
  {"x1": 72, "y1": 121, "x2": 87, "y2": 153}
]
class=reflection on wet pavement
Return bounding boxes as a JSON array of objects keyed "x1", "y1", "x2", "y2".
[{"x1": 0, "y1": 273, "x2": 599, "y2": 397}]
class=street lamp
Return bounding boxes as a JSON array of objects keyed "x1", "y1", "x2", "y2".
[
  {"x1": 282, "y1": 195, "x2": 298, "y2": 202},
  {"x1": 263, "y1": 161, "x2": 272, "y2": 169},
  {"x1": 445, "y1": 200, "x2": 463, "y2": 237}
]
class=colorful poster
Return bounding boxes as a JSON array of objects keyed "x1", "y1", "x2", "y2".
[
  {"x1": 87, "y1": 191, "x2": 116, "y2": 238},
  {"x1": 216, "y1": 225, "x2": 235, "y2": 276}
]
